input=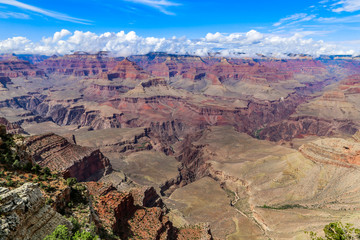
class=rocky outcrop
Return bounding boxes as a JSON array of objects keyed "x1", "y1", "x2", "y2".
[
  {"x1": 86, "y1": 182, "x2": 171, "y2": 239},
  {"x1": 0, "y1": 183, "x2": 72, "y2": 240},
  {"x1": 25, "y1": 133, "x2": 112, "y2": 181},
  {"x1": 29, "y1": 102, "x2": 123, "y2": 129},
  {"x1": 102, "y1": 58, "x2": 151, "y2": 80},
  {"x1": 130, "y1": 186, "x2": 165, "y2": 208},
  {"x1": 85, "y1": 182, "x2": 212, "y2": 240},
  {"x1": 299, "y1": 138, "x2": 360, "y2": 168},
  {"x1": 0, "y1": 117, "x2": 24, "y2": 134}
]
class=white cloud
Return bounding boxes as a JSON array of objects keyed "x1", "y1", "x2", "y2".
[
  {"x1": 0, "y1": 0, "x2": 91, "y2": 24},
  {"x1": 331, "y1": 0, "x2": 360, "y2": 12},
  {"x1": 245, "y1": 30, "x2": 263, "y2": 43},
  {"x1": 319, "y1": 13, "x2": 360, "y2": 22},
  {"x1": 0, "y1": 11, "x2": 29, "y2": 19},
  {"x1": 274, "y1": 13, "x2": 316, "y2": 27},
  {"x1": 0, "y1": 29, "x2": 357, "y2": 57},
  {"x1": 124, "y1": 0, "x2": 180, "y2": 15}
]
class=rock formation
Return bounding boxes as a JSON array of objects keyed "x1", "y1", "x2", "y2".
[
  {"x1": 85, "y1": 182, "x2": 212, "y2": 240},
  {"x1": 36, "y1": 52, "x2": 118, "y2": 76},
  {"x1": 0, "y1": 117, "x2": 24, "y2": 134},
  {"x1": 0, "y1": 183, "x2": 72, "y2": 240},
  {"x1": 299, "y1": 137, "x2": 360, "y2": 167},
  {"x1": 102, "y1": 58, "x2": 151, "y2": 80},
  {"x1": 0, "y1": 57, "x2": 45, "y2": 78},
  {"x1": 25, "y1": 133, "x2": 112, "y2": 181}
]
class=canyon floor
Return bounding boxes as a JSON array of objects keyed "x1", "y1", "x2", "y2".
[{"x1": 1, "y1": 53, "x2": 360, "y2": 239}]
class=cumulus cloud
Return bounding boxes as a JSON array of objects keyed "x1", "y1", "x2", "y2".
[
  {"x1": 124, "y1": 0, "x2": 180, "y2": 15},
  {"x1": 0, "y1": 0, "x2": 91, "y2": 24},
  {"x1": 0, "y1": 29, "x2": 357, "y2": 57}
]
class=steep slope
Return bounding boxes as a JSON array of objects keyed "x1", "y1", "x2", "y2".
[
  {"x1": 102, "y1": 58, "x2": 151, "y2": 81},
  {"x1": 260, "y1": 74, "x2": 360, "y2": 141},
  {"x1": 25, "y1": 133, "x2": 112, "y2": 181},
  {"x1": 0, "y1": 183, "x2": 72, "y2": 240}
]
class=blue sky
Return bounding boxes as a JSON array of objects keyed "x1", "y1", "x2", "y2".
[{"x1": 0, "y1": 0, "x2": 360, "y2": 56}]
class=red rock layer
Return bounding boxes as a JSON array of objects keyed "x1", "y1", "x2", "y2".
[
  {"x1": 25, "y1": 133, "x2": 112, "y2": 181},
  {"x1": 129, "y1": 54, "x2": 327, "y2": 84},
  {"x1": 102, "y1": 58, "x2": 151, "y2": 80},
  {"x1": 261, "y1": 59, "x2": 326, "y2": 75},
  {"x1": 37, "y1": 53, "x2": 118, "y2": 76},
  {"x1": 338, "y1": 74, "x2": 360, "y2": 94},
  {"x1": 0, "y1": 58, "x2": 46, "y2": 77},
  {"x1": 85, "y1": 182, "x2": 212, "y2": 240},
  {"x1": 86, "y1": 182, "x2": 171, "y2": 239},
  {"x1": 208, "y1": 59, "x2": 293, "y2": 83},
  {"x1": 299, "y1": 138, "x2": 360, "y2": 168}
]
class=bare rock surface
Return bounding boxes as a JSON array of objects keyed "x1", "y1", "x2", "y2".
[
  {"x1": 25, "y1": 133, "x2": 112, "y2": 181},
  {"x1": 0, "y1": 183, "x2": 72, "y2": 240}
]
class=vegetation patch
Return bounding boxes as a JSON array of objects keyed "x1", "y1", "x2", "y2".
[{"x1": 260, "y1": 204, "x2": 307, "y2": 210}]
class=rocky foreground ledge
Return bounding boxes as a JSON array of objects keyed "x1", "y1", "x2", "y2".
[{"x1": 0, "y1": 183, "x2": 71, "y2": 240}]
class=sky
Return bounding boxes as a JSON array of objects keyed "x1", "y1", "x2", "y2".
[{"x1": 0, "y1": 0, "x2": 360, "y2": 57}]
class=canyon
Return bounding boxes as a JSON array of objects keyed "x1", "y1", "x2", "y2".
[{"x1": 1, "y1": 52, "x2": 360, "y2": 239}]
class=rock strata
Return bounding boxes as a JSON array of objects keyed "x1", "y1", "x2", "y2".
[
  {"x1": 0, "y1": 183, "x2": 72, "y2": 240},
  {"x1": 25, "y1": 133, "x2": 112, "y2": 181},
  {"x1": 299, "y1": 138, "x2": 360, "y2": 167}
]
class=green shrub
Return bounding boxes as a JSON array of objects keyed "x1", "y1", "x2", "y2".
[
  {"x1": 12, "y1": 160, "x2": 21, "y2": 169},
  {"x1": 66, "y1": 178, "x2": 77, "y2": 187},
  {"x1": 31, "y1": 164, "x2": 41, "y2": 173},
  {"x1": 23, "y1": 162, "x2": 33, "y2": 171},
  {"x1": 43, "y1": 167, "x2": 51, "y2": 176},
  {"x1": 44, "y1": 225, "x2": 71, "y2": 240},
  {"x1": 45, "y1": 185, "x2": 56, "y2": 193},
  {"x1": 69, "y1": 217, "x2": 81, "y2": 234},
  {"x1": 5, "y1": 180, "x2": 14, "y2": 187},
  {"x1": 45, "y1": 198, "x2": 54, "y2": 205},
  {"x1": 72, "y1": 231, "x2": 98, "y2": 240},
  {"x1": 307, "y1": 221, "x2": 360, "y2": 239},
  {"x1": 44, "y1": 225, "x2": 99, "y2": 240}
]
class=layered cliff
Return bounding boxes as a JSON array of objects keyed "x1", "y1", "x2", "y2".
[
  {"x1": 0, "y1": 57, "x2": 46, "y2": 78},
  {"x1": 36, "y1": 53, "x2": 118, "y2": 76},
  {"x1": 102, "y1": 58, "x2": 151, "y2": 80},
  {"x1": 85, "y1": 182, "x2": 212, "y2": 240},
  {"x1": 0, "y1": 117, "x2": 24, "y2": 134},
  {"x1": 0, "y1": 183, "x2": 72, "y2": 240},
  {"x1": 299, "y1": 137, "x2": 360, "y2": 167},
  {"x1": 25, "y1": 133, "x2": 112, "y2": 181}
]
